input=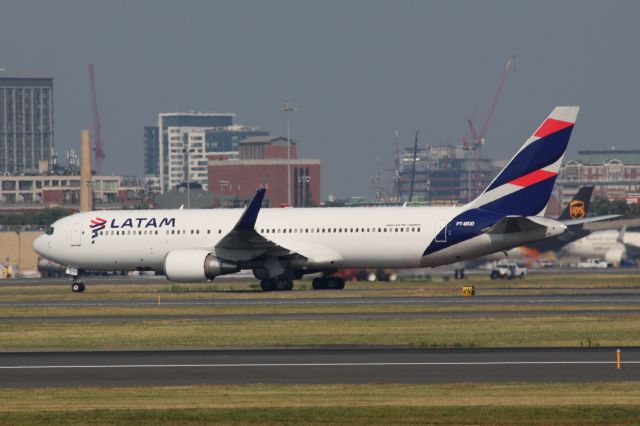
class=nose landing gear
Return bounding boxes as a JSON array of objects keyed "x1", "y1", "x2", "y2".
[{"x1": 71, "y1": 281, "x2": 86, "y2": 293}]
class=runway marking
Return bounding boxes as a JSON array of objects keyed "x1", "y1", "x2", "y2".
[{"x1": 1, "y1": 361, "x2": 639, "y2": 369}]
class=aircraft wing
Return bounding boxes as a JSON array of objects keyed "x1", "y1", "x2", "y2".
[
  {"x1": 560, "y1": 214, "x2": 620, "y2": 227},
  {"x1": 212, "y1": 189, "x2": 343, "y2": 269},
  {"x1": 214, "y1": 189, "x2": 296, "y2": 260}
]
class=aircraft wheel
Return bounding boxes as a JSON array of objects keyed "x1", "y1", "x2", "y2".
[
  {"x1": 71, "y1": 282, "x2": 85, "y2": 293},
  {"x1": 326, "y1": 277, "x2": 340, "y2": 289},
  {"x1": 275, "y1": 278, "x2": 293, "y2": 291},
  {"x1": 336, "y1": 277, "x2": 345, "y2": 289},
  {"x1": 312, "y1": 277, "x2": 326, "y2": 290},
  {"x1": 260, "y1": 279, "x2": 275, "y2": 291}
]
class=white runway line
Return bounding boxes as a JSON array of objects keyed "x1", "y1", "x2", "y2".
[{"x1": 1, "y1": 361, "x2": 639, "y2": 369}]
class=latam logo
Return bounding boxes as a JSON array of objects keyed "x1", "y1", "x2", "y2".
[
  {"x1": 90, "y1": 217, "x2": 107, "y2": 240},
  {"x1": 90, "y1": 217, "x2": 176, "y2": 242}
]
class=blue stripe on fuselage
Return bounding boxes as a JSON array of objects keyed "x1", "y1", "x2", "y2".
[
  {"x1": 423, "y1": 208, "x2": 503, "y2": 256},
  {"x1": 487, "y1": 126, "x2": 573, "y2": 191}
]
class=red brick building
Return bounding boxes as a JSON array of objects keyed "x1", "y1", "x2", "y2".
[{"x1": 207, "y1": 137, "x2": 320, "y2": 207}]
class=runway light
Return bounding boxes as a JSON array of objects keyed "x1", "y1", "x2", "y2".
[{"x1": 617, "y1": 349, "x2": 621, "y2": 370}]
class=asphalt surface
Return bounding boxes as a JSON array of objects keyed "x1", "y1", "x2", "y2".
[
  {"x1": 0, "y1": 309, "x2": 638, "y2": 324},
  {"x1": 1, "y1": 293, "x2": 640, "y2": 308},
  {"x1": 0, "y1": 347, "x2": 638, "y2": 387}
]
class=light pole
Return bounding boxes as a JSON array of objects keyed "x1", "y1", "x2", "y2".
[{"x1": 280, "y1": 102, "x2": 297, "y2": 206}]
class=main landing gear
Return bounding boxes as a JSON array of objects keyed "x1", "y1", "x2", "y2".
[
  {"x1": 312, "y1": 276, "x2": 345, "y2": 290},
  {"x1": 260, "y1": 277, "x2": 294, "y2": 292}
]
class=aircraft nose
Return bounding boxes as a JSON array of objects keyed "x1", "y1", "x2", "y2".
[{"x1": 33, "y1": 235, "x2": 48, "y2": 257}]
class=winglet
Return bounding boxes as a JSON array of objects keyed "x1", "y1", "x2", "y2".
[
  {"x1": 234, "y1": 188, "x2": 266, "y2": 231},
  {"x1": 617, "y1": 225, "x2": 627, "y2": 244}
]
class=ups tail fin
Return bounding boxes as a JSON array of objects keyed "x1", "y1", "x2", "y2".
[
  {"x1": 467, "y1": 106, "x2": 579, "y2": 216},
  {"x1": 558, "y1": 186, "x2": 594, "y2": 222}
]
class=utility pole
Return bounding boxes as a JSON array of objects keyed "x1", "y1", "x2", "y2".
[{"x1": 281, "y1": 102, "x2": 296, "y2": 206}]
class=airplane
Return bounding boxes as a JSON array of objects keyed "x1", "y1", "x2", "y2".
[
  {"x1": 560, "y1": 226, "x2": 640, "y2": 267},
  {"x1": 35, "y1": 106, "x2": 603, "y2": 293}
]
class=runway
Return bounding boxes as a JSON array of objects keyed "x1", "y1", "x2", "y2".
[
  {"x1": 7, "y1": 267, "x2": 640, "y2": 287},
  {"x1": 0, "y1": 309, "x2": 639, "y2": 323},
  {"x1": 0, "y1": 347, "x2": 638, "y2": 387},
  {"x1": 1, "y1": 292, "x2": 640, "y2": 309}
]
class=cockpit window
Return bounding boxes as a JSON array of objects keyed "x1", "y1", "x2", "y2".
[{"x1": 45, "y1": 226, "x2": 55, "y2": 235}]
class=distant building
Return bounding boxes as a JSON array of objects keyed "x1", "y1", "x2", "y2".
[
  {"x1": 154, "y1": 182, "x2": 218, "y2": 209},
  {"x1": 0, "y1": 173, "x2": 143, "y2": 211},
  {"x1": 207, "y1": 136, "x2": 320, "y2": 207},
  {"x1": 0, "y1": 76, "x2": 54, "y2": 175},
  {"x1": 397, "y1": 145, "x2": 505, "y2": 205},
  {"x1": 144, "y1": 112, "x2": 268, "y2": 193},
  {"x1": 557, "y1": 149, "x2": 640, "y2": 205},
  {"x1": 143, "y1": 126, "x2": 159, "y2": 178}
]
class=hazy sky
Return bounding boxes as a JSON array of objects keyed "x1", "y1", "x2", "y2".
[{"x1": 2, "y1": 0, "x2": 639, "y2": 198}]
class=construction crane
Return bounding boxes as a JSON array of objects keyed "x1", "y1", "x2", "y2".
[
  {"x1": 88, "y1": 64, "x2": 105, "y2": 174},
  {"x1": 462, "y1": 53, "x2": 516, "y2": 198}
]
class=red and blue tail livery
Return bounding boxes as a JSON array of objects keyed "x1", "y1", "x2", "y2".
[
  {"x1": 469, "y1": 106, "x2": 578, "y2": 216},
  {"x1": 424, "y1": 106, "x2": 579, "y2": 259}
]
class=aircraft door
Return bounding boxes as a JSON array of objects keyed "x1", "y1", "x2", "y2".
[
  {"x1": 71, "y1": 223, "x2": 82, "y2": 246},
  {"x1": 435, "y1": 219, "x2": 448, "y2": 243}
]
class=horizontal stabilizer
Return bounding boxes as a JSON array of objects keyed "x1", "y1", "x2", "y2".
[
  {"x1": 485, "y1": 216, "x2": 548, "y2": 235},
  {"x1": 560, "y1": 214, "x2": 620, "y2": 227}
]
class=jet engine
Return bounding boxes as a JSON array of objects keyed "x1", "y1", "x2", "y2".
[
  {"x1": 164, "y1": 249, "x2": 238, "y2": 282},
  {"x1": 604, "y1": 248, "x2": 626, "y2": 267}
]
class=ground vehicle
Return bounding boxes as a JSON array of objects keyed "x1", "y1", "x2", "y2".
[
  {"x1": 490, "y1": 262, "x2": 527, "y2": 279},
  {"x1": 576, "y1": 258, "x2": 608, "y2": 268}
]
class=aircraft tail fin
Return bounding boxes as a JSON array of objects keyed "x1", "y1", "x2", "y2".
[
  {"x1": 466, "y1": 106, "x2": 579, "y2": 217},
  {"x1": 558, "y1": 186, "x2": 594, "y2": 222}
]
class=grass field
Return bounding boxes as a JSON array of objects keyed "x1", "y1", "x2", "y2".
[
  {"x1": 1, "y1": 382, "x2": 640, "y2": 425},
  {"x1": 0, "y1": 314, "x2": 639, "y2": 349}
]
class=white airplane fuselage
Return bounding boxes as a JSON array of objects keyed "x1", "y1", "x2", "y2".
[{"x1": 33, "y1": 205, "x2": 563, "y2": 275}]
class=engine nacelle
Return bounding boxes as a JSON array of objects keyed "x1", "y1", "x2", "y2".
[
  {"x1": 164, "y1": 249, "x2": 238, "y2": 282},
  {"x1": 604, "y1": 248, "x2": 626, "y2": 267}
]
